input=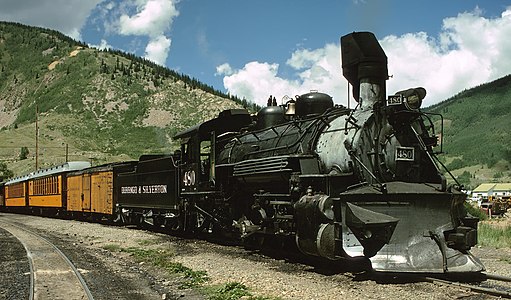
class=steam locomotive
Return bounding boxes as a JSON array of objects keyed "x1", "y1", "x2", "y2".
[{"x1": 1, "y1": 32, "x2": 483, "y2": 273}]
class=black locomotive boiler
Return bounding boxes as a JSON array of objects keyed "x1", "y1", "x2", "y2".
[{"x1": 1, "y1": 32, "x2": 483, "y2": 274}]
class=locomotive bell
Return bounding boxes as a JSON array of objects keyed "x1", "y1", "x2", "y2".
[{"x1": 285, "y1": 100, "x2": 296, "y2": 116}]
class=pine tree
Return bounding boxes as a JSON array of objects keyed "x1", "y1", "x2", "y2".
[
  {"x1": 0, "y1": 162, "x2": 14, "y2": 181},
  {"x1": 19, "y1": 146, "x2": 29, "y2": 160}
]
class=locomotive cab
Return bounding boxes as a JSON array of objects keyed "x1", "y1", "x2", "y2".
[{"x1": 175, "y1": 109, "x2": 253, "y2": 193}]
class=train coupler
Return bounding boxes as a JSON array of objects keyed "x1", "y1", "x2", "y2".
[{"x1": 444, "y1": 226, "x2": 478, "y2": 251}]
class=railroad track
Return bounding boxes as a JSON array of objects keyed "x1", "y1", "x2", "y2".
[
  {"x1": 422, "y1": 274, "x2": 511, "y2": 299},
  {"x1": 0, "y1": 220, "x2": 94, "y2": 300},
  {"x1": 340, "y1": 268, "x2": 511, "y2": 299}
]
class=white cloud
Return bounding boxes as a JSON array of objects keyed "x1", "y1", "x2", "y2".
[
  {"x1": 291, "y1": 44, "x2": 344, "y2": 102},
  {"x1": 105, "y1": 1, "x2": 116, "y2": 11},
  {"x1": 0, "y1": 0, "x2": 102, "y2": 41},
  {"x1": 223, "y1": 62, "x2": 300, "y2": 104},
  {"x1": 67, "y1": 28, "x2": 82, "y2": 41},
  {"x1": 215, "y1": 63, "x2": 234, "y2": 76},
  {"x1": 90, "y1": 39, "x2": 112, "y2": 50},
  {"x1": 287, "y1": 47, "x2": 332, "y2": 69},
  {"x1": 116, "y1": 0, "x2": 179, "y2": 65},
  {"x1": 145, "y1": 35, "x2": 171, "y2": 65},
  {"x1": 118, "y1": 0, "x2": 178, "y2": 37},
  {"x1": 221, "y1": 45, "x2": 343, "y2": 107},
  {"x1": 221, "y1": 6, "x2": 511, "y2": 108},
  {"x1": 382, "y1": 6, "x2": 511, "y2": 106}
]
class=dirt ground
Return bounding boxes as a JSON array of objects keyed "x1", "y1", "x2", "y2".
[{"x1": 1, "y1": 212, "x2": 511, "y2": 300}]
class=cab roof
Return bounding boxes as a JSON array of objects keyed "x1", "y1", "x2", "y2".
[{"x1": 174, "y1": 109, "x2": 252, "y2": 141}]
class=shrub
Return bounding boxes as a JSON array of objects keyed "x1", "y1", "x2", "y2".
[
  {"x1": 464, "y1": 202, "x2": 487, "y2": 221},
  {"x1": 19, "y1": 146, "x2": 29, "y2": 160}
]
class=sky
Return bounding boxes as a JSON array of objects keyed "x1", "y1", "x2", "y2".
[{"x1": 1, "y1": 0, "x2": 511, "y2": 108}]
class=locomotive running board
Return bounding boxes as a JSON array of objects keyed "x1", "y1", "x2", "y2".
[{"x1": 335, "y1": 182, "x2": 485, "y2": 273}]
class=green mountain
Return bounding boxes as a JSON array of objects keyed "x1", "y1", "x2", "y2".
[
  {"x1": 0, "y1": 22, "x2": 257, "y2": 176},
  {"x1": 427, "y1": 74, "x2": 511, "y2": 188}
]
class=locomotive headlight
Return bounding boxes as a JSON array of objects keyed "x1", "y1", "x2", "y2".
[
  {"x1": 387, "y1": 87, "x2": 426, "y2": 111},
  {"x1": 404, "y1": 93, "x2": 422, "y2": 110}
]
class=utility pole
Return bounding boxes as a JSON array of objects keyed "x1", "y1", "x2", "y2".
[{"x1": 35, "y1": 105, "x2": 39, "y2": 170}]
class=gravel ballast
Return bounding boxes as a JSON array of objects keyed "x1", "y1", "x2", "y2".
[{"x1": 1, "y1": 212, "x2": 509, "y2": 299}]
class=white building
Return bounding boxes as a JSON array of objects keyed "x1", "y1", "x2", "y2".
[{"x1": 472, "y1": 183, "x2": 511, "y2": 200}]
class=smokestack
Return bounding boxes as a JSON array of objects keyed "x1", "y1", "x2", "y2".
[{"x1": 341, "y1": 32, "x2": 388, "y2": 108}]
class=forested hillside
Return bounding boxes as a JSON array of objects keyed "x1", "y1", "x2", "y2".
[
  {"x1": 427, "y1": 74, "x2": 511, "y2": 187},
  {"x1": 0, "y1": 22, "x2": 258, "y2": 176}
]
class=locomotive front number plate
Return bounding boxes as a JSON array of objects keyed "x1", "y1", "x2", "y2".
[
  {"x1": 387, "y1": 94, "x2": 404, "y2": 106},
  {"x1": 395, "y1": 147, "x2": 415, "y2": 161}
]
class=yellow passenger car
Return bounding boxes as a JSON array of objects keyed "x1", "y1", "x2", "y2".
[
  {"x1": 4, "y1": 180, "x2": 27, "y2": 207},
  {"x1": 27, "y1": 162, "x2": 91, "y2": 208},
  {"x1": 28, "y1": 174, "x2": 64, "y2": 207},
  {"x1": 3, "y1": 161, "x2": 91, "y2": 211}
]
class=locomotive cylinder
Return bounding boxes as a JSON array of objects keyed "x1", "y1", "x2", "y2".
[{"x1": 294, "y1": 193, "x2": 337, "y2": 260}]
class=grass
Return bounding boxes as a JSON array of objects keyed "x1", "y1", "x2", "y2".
[
  {"x1": 206, "y1": 282, "x2": 278, "y2": 300},
  {"x1": 101, "y1": 244, "x2": 277, "y2": 299},
  {"x1": 478, "y1": 222, "x2": 511, "y2": 248},
  {"x1": 499, "y1": 257, "x2": 511, "y2": 264},
  {"x1": 136, "y1": 238, "x2": 161, "y2": 246},
  {"x1": 102, "y1": 244, "x2": 121, "y2": 252},
  {"x1": 208, "y1": 282, "x2": 250, "y2": 300},
  {"x1": 120, "y1": 247, "x2": 208, "y2": 288},
  {"x1": 0, "y1": 114, "x2": 133, "y2": 176}
]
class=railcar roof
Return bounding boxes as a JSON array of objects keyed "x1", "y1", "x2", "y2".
[
  {"x1": 66, "y1": 160, "x2": 138, "y2": 176},
  {"x1": 4, "y1": 161, "x2": 91, "y2": 185}
]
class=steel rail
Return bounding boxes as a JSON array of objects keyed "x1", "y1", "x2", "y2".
[
  {"x1": 423, "y1": 275, "x2": 511, "y2": 299},
  {"x1": 483, "y1": 272, "x2": 511, "y2": 283},
  {"x1": 0, "y1": 219, "x2": 95, "y2": 300}
]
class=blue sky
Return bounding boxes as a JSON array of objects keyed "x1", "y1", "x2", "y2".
[{"x1": 1, "y1": 0, "x2": 510, "y2": 107}]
